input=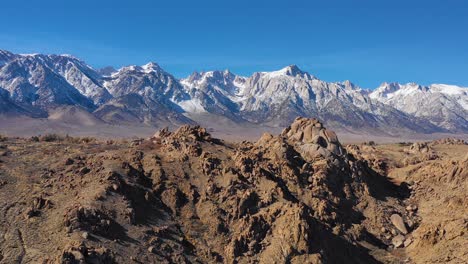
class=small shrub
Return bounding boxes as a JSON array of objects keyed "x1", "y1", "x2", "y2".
[
  {"x1": 80, "y1": 137, "x2": 97, "y2": 144},
  {"x1": 397, "y1": 142, "x2": 412, "y2": 147},
  {"x1": 39, "y1": 134, "x2": 63, "y2": 142},
  {"x1": 64, "y1": 136, "x2": 97, "y2": 144}
]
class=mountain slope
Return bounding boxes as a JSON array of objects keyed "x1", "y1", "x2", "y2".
[
  {"x1": 0, "y1": 55, "x2": 95, "y2": 111},
  {"x1": 370, "y1": 83, "x2": 468, "y2": 132},
  {"x1": 97, "y1": 62, "x2": 193, "y2": 125},
  {"x1": 181, "y1": 65, "x2": 446, "y2": 134},
  {"x1": 0, "y1": 87, "x2": 44, "y2": 117},
  {"x1": 0, "y1": 49, "x2": 466, "y2": 135},
  {"x1": 94, "y1": 93, "x2": 194, "y2": 127}
]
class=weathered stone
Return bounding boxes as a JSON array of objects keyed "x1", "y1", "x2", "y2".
[
  {"x1": 404, "y1": 237, "x2": 413, "y2": 247},
  {"x1": 148, "y1": 246, "x2": 156, "y2": 253},
  {"x1": 79, "y1": 167, "x2": 90, "y2": 175},
  {"x1": 390, "y1": 214, "x2": 408, "y2": 234},
  {"x1": 392, "y1": 235, "x2": 405, "y2": 248}
]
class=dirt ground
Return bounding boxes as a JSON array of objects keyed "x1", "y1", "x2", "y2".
[{"x1": 0, "y1": 118, "x2": 466, "y2": 263}]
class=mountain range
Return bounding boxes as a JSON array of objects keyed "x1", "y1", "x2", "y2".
[{"x1": 0, "y1": 49, "x2": 467, "y2": 135}]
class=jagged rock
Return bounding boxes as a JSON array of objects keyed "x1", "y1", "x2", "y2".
[
  {"x1": 404, "y1": 142, "x2": 431, "y2": 154},
  {"x1": 390, "y1": 214, "x2": 408, "y2": 234},
  {"x1": 148, "y1": 246, "x2": 156, "y2": 253},
  {"x1": 392, "y1": 235, "x2": 405, "y2": 248},
  {"x1": 280, "y1": 117, "x2": 345, "y2": 159},
  {"x1": 2, "y1": 118, "x2": 465, "y2": 263},
  {"x1": 153, "y1": 127, "x2": 171, "y2": 139},
  {"x1": 404, "y1": 237, "x2": 413, "y2": 247},
  {"x1": 64, "y1": 206, "x2": 116, "y2": 237},
  {"x1": 65, "y1": 158, "x2": 74, "y2": 165},
  {"x1": 406, "y1": 204, "x2": 418, "y2": 212},
  {"x1": 60, "y1": 242, "x2": 114, "y2": 263},
  {"x1": 430, "y1": 138, "x2": 467, "y2": 145},
  {"x1": 79, "y1": 167, "x2": 91, "y2": 175}
]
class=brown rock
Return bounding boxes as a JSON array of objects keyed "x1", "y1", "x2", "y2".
[
  {"x1": 65, "y1": 158, "x2": 74, "y2": 165},
  {"x1": 148, "y1": 246, "x2": 156, "y2": 253},
  {"x1": 390, "y1": 214, "x2": 408, "y2": 234},
  {"x1": 392, "y1": 235, "x2": 405, "y2": 248},
  {"x1": 404, "y1": 237, "x2": 413, "y2": 247},
  {"x1": 79, "y1": 167, "x2": 90, "y2": 175}
]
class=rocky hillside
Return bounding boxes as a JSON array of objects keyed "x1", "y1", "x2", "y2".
[
  {"x1": 0, "y1": 49, "x2": 467, "y2": 135},
  {"x1": 370, "y1": 82, "x2": 468, "y2": 131},
  {"x1": 1, "y1": 118, "x2": 465, "y2": 263}
]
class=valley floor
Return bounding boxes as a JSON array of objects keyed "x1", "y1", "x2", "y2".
[{"x1": 0, "y1": 116, "x2": 466, "y2": 143}]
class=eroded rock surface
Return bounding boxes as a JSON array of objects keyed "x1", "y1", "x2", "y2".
[{"x1": 0, "y1": 118, "x2": 466, "y2": 263}]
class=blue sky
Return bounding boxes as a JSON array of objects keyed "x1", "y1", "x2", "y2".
[{"x1": 1, "y1": 0, "x2": 467, "y2": 88}]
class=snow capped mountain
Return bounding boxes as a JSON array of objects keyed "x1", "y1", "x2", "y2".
[
  {"x1": 0, "y1": 50, "x2": 111, "y2": 106},
  {"x1": 0, "y1": 50, "x2": 17, "y2": 67},
  {"x1": 180, "y1": 65, "x2": 440, "y2": 134},
  {"x1": 0, "y1": 54, "x2": 95, "y2": 111},
  {"x1": 370, "y1": 82, "x2": 468, "y2": 131},
  {"x1": 179, "y1": 70, "x2": 247, "y2": 118},
  {"x1": 259, "y1": 64, "x2": 316, "y2": 79},
  {"x1": 103, "y1": 62, "x2": 188, "y2": 102},
  {"x1": 0, "y1": 49, "x2": 466, "y2": 134},
  {"x1": 96, "y1": 62, "x2": 193, "y2": 125},
  {"x1": 31, "y1": 53, "x2": 112, "y2": 105}
]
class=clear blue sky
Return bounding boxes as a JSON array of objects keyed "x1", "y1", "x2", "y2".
[{"x1": 1, "y1": 0, "x2": 467, "y2": 88}]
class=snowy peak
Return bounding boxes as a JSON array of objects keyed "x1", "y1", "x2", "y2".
[
  {"x1": 370, "y1": 82, "x2": 429, "y2": 99},
  {"x1": 261, "y1": 65, "x2": 315, "y2": 79},
  {"x1": 369, "y1": 81, "x2": 468, "y2": 131},
  {"x1": 141, "y1": 62, "x2": 163, "y2": 73},
  {"x1": 370, "y1": 82, "x2": 466, "y2": 100},
  {"x1": 114, "y1": 62, "x2": 164, "y2": 75},
  {"x1": 186, "y1": 69, "x2": 235, "y2": 81},
  {"x1": 430, "y1": 84, "x2": 468, "y2": 96},
  {"x1": 0, "y1": 48, "x2": 466, "y2": 133},
  {"x1": 182, "y1": 69, "x2": 246, "y2": 91},
  {"x1": 281, "y1": 64, "x2": 302, "y2": 76}
]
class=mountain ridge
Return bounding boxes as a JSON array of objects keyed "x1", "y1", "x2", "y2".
[{"x1": 0, "y1": 49, "x2": 466, "y2": 135}]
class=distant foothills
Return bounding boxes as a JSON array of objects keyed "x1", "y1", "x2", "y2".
[{"x1": 0, "y1": 49, "x2": 467, "y2": 135}]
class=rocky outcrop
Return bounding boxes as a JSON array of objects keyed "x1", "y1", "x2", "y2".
[
  {"x1": 404, "y1": 142, "x2": 431, "y2": 154},
  {"x1": 1, "y1": 118, "x2": 463, "y2": 263},
  {"x1": 280, "y1": 117, "x2": 345, "y2": 160},
  {"x1": 430, "y1": 138, "x2": 467, "y2": 145}
]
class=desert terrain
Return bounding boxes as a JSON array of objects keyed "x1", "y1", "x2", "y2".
[{"x1": 0, "y1": 117, "x2": 466, "y2": 263}]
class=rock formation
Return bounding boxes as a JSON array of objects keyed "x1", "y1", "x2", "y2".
[{"x1": 0, "y1": 119, "x2": 466, "y2": 263}]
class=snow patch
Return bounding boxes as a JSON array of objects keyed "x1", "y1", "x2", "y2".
[
  {"x1": 430, "y1": 84, "x2": 467, "y2": 96},
  {"x1": 177, "y1": 99, "x2": 206, "y2": 113}
]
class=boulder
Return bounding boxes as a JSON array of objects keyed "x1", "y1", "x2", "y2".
[
  {"x1": 392, "y1": 235, "x2": 405, "y2": 248},
  {"x1": 280, "y1": 117, "x2": 345, "y2": 159},
  {"x1": 390, "y1": 214, "x2": 408, "y2": 234}
]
